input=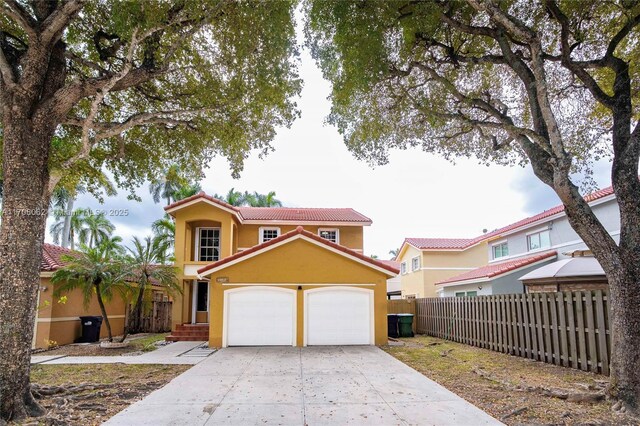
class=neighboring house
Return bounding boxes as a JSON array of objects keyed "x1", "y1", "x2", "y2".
[
  {"x1": 395, "y1": 238, "x2": 489, "y2": 298},
  {"x1": 378, "y1": 260, "x2": 401, "y2": 299},
  {"x1": 35, "y1": 244, "x2": 127, "y2": 349},
  {"x1": 164, "y1": 192, "x2": 398, "y2": 347},
  {"x1": 435, "y1": 186, "x2": 620, "y2": 297}
]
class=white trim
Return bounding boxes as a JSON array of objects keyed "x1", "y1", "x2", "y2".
[
  {"x1": 421, "y1": 267, "x2": 476, "y2": 271},
  {"x1": 37, "y1": 315, "x2": 126, "y2": 323},
  {"x1": 220, "y1": 283, "x2": 376, "y2": 286},
  {"x1": 198, "y1": 234, "x2": 396, "y2": 277},
  {"x1": 194, "y1": 227, "x2": 221, "y2": 262},
  {"x1": 400, "y1": 261, "x2": 407, "y2": 275},
  {"x1": 491, "y1": 238, "x2": 507, "y2": 246},
  {"x1": 258, "y1": 226, "x2": 281, "y2": 244},
  {"x1": 166, "y1": 197, "x2": 240, "y2": 217},
  {"x1": 526, "y1": 228, "x2": 551, "y2": 252},
  {"x1": 318, "y1": 228, "x2": 340, "y2": 244},
  {"x1": 525, "y1": 226, "x2": 551, "y2": 236},
  {"x1": 191, "y1": 280, "x2": 197, "y2": 324},
  {"x1": 242, "y1": 220, "x2": 371, "y2": 226},
  {"x1": 222, "y1": 286, "x2": 296, "y2": 348},
  {"x1": 303, "y1": 286, "x2": 375, "y2": 347},
  {"x1": 437, "y1": 256, "x2": 556, "y2": 288}
]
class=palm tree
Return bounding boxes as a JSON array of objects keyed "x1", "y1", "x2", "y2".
[
  {"x1": 149, "y1": 165, "x2": 186, "y2": 205},
  {"x1": 389, "y1": 248, "x2": 400, "y2": 260},
  {"x1": 51, "y1": 242, "x2": 130, "y2": 342},
  {"x1": 172, "y1": 182, "x2": 202, "y2": 202},
  {"x1": 50, "y1": 207, "x2": 91, "y2": 250},
  {"x1": 249, "y1": 191, "x2": 282, "y2": 207},
  {"x1": 78, "y1": 212, "x2": 115, "y2": 248},
  {"x1": 214, "y1": 188, "x2": 246, "y2": 206},
  {"x1": 152, "y1": 215, "x2": 176, "y2": 258},
  {"x1": 125, "y1": 236, "x2": 181, "y2": 334}
]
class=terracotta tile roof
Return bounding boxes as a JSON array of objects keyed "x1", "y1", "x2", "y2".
[
  {"x1": 165, "y1": 192, "x2": 372, "y2": 224},
  {"x1": 237, "y1": 207, "x2": 371, "y2": 223},
  {"x1": 406, "y1": 185, "x2": 616, "y2": 252},
  {"x1": 378, "y1": 259, "x2": 400, "y2": 269},
  {"x1": 405, "y1": 238, "x2": 477, "y2": 250},
  {"x1": 436, "y1": 251, "x2": 557, "y2": 285},
  {"x1": 197, "y1": 226, "x2": 398, "y2": 276},
  {"x1": 41, "y1": 243, "x2": 74, "y2": 272}
]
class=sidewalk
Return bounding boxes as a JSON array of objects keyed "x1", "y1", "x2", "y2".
[{"x1": 31, "y1": 341, "x2": 214, "y2": 365}]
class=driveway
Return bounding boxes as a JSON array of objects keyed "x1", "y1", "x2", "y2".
[{"x1": 105, "y1": 346, "x2": 501, "y2": 425}]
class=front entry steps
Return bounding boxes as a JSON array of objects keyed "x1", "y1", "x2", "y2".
[{"x1": 165, "y1": 323, "x2": 209, "y2": 342}]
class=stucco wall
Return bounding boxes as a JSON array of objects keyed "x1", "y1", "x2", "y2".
[
  {"x1": 34, "y1": 277, "x2": 127, "y2": 349},
  {"x1": 205, "y1": 238, "x2": 389, "y2": 347}
]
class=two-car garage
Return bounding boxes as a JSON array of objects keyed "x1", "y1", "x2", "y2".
[
  {"x1": 224, "y1": 286, "x2": 374, "y2": 347},
  {"x1": 198, "y1": 227, "x2": 398, "y2": 347}
]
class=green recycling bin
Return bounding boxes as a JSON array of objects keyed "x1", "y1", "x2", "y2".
[{"x1": 397, "y1": 314, "x2": 414, "y2": 337}]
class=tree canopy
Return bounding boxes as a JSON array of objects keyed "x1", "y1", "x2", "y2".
[{"x1": 1, "y1": 0, "x2": 301, "y2": 197}]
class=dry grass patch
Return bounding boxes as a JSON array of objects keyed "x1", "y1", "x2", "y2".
[
  {"x1": 384, "y1": 335, "x2": 637, "y2": 425},
  {"x1": 20, "y1": 363, "x2": 190, "y2": 425},
  {"x1": 37, "y1": 333, "x2": 170, "y2": 357}
]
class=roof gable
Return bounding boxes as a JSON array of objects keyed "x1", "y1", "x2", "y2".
[
  {"x1": 197, "y1": 226, "x2": 398, "y2": 277},
  {"x1": 41, "y1": 243, "x2": 74, "y2": 272}
]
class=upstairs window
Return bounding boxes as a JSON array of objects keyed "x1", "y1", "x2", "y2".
[
  {"x1": 400, "y1": 262, "x2": 407, "y2": 275},
  {"x1": 492, "y1": 242, "x2": 509, "y2": 259},
  {"x1": 527, "y1": 229, "x2": 551, "y2": 251},
  {"x1": 259, "y1": 227, "x2": 281, "y2": 244},
  {"x1": 411, "y1": 256, "x2": 421, "y2": 271},
  {"x1": 197, "y1": 228, "x2": 220, "y2": 262},
  {"x1": 318, "y1": 228, "x2": 339, "y2": 244}
]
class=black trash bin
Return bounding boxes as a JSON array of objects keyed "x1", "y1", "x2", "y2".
[
  {"x1": 77, "y1": 316, "x2": 103, "y2": 343},
  {"x1": 387, "y1": 314, "x2": 399, "y2": 338},
  {"x1": 397, "y1": 313, "x2": 415, "y2": 338}
]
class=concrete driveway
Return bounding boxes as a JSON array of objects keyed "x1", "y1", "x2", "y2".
[{"x1": 105, "y1": 346, "x2": 501, "y2": 425}]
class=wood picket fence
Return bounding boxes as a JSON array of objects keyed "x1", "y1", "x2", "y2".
[
  {"x1": 133, "y1": 301, "x2": 173, "y2": 333},
  {"x1": 392, "y1": 291, "x2": 612, "y2": 375}
]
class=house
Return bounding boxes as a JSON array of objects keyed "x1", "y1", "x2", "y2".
[
  {"x1": 434, "y1": 186, "x2": 619, "y2": 297},
  {"x1": 394, "y1": 238, "x2": 489, "y2": 298},
  {"x1": 35, "y1": 243, "x2": 128, "y2": 349},
  {"x1": 164, "y1": 192, "x2": 398, "y2": 347},
  {"x1": 378, "y1": 260, "x2": 401, "y2": 299}
]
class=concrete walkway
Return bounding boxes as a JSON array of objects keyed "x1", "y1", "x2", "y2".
[
  {"x1": 105, "y1": 346, "x2": 501, "y2": 425},
  {"x1": 31, "y1": 341, "x2": 212, "y2": 365}
]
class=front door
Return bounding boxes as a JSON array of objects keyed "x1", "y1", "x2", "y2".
[{"x1": 192, "y1": 280, "x2": 209, "y2": 323}]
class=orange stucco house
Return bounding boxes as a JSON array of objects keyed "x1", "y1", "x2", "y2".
[{"x1": 164, "y1": 192, "x2": 398, "y2": 347}]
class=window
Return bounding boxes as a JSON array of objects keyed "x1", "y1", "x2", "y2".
[
  {"x1": 455, "y1": 291, "x2": 478, "y2": 297},
  {"x1": 400, "y1": 262, "x2": 407, "y2": 275},
  {"x1": 527, "y1": 229, "x2": 551, "y2": 251},
  {"x1": 492, "y1": 241, "x2": 509, "y2": 259},
  {"x1": 196, "y1": 228, "x2": 220, "y2": 262},
  {"x1": 411, "y1": 256, "x2": 421, "y2": 271},
  {"x1": 455, "y1": 292, "x2": 466, "y2": 298},
  {"x1": 318, "y1": 228, "x2": 339, "y2": 244},
  {"x1": 466, "y1": 291, "x2": 478, "y2": 297},
  {"x1": 259, "y1": 227, "x2": 280, "y2": 244}
]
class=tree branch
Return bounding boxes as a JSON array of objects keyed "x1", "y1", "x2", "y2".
[
  {"x1": 40, "y1": 0, "x2": 84, "y2": 46},
  {"x1": 3, "y1": 0, "x2": 38, "y2": 39},
  {"x1": 0, "y1": 45, "x2": 17, "y2": 89}
]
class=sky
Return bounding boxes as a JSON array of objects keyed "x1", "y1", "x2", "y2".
[{"x1": 46, "y1": 17, "x2": 612, "y2": 259}]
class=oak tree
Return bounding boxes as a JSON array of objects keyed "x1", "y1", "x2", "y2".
[
  {"x1": 0, "y1": 0, "x2": 300, "y2": 420},
  {"x1": 306, "y1": 0, "x2": 640, "y2": 413}
]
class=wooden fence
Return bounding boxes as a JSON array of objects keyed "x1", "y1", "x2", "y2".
[
  {"x1": 388, "y1": 299, "x2": 417, "y2": 333},
  {"x1": 397, "y1": 291, "x2": 611, "y2": 375},
  {"x1": 133, "y1": 301, "x2": 173, "y2": 333}
]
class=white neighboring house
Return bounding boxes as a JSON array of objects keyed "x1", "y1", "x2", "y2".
[
  {"x1": 379, "y1": 260, "x2": 401, "y2": 299},
  {"x1": 436, "y1": 186, "x2": 619, "y2": 297}
]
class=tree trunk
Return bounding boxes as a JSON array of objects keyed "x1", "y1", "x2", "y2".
[
  {"x1": 130, "y1": 285, "x2": 146, "y2": 334},
  {"x1": 61, "y1": 197, "x2": 75, "y2": 249},
  {"x1": 94, "y1": 284, "x2": 113, "y2": 342},
  {"x1": 0, "y1": 117, "x2": 54, "y2": 420}
]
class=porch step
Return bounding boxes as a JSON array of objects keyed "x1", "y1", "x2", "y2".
[{"x1": 165, "y1": 324, "x2": 209, "y2": 342}]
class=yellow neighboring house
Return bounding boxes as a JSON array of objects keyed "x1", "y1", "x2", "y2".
[
  {"x1": 164, "y1": 192, "x2": 398, "y2": 347},
  {"x1": 395, "y1": 238, "x2": 489, "y2": 298},
  {"x1": 35, "y1": 244, "x2": 128, "y2": 349}
]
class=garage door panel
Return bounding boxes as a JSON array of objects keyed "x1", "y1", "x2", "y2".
[
  {"x1": 306, "y1": 289, "x2": 373, "y2": 346},
  {"x1": 226, "y1": 288, "x2": 295, "y2": 347}
]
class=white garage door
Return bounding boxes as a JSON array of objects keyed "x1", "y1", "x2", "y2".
[
  {"x1": 225, "y1": 287, "x2": 295, "y2": 347},
  {"x1": 306, "y1": 288, "x2": 373, "y2": 345}
]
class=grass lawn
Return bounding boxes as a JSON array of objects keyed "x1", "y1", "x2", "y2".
[
  {"x1": 383, "y1": 335, "x2": 637, "y2": 425},
  {"x1": 27, "y1": 364, "x2": 190, "y2": 425},
  {"x1": 38, "y1": 333, "x2": 170, "y2": 357}
]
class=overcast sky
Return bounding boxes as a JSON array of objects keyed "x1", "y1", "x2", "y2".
[{"x1": 46, "y1": 17, "x2": 612, "y2": 259}]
